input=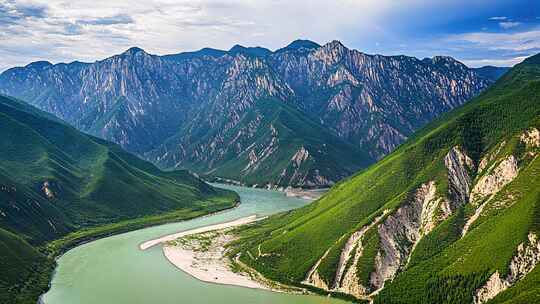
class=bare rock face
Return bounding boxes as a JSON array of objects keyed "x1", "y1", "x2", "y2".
[
  {"x1": 520, "y1": 128, "x2": 540, "y2": 148},
  {"x1": 309, "y1": 182, "x2": 446, "y2": 299},
  {"x1": 303, "y1": 247, "x2": 333, "y2": 289},
  {"x1": 474, "y1": 233, "x2": 540, "y2": 304},
  {"x1": 291, "y1": 146, "x2": 310, "y2": 166},
  {"x1": 334, "y1": 211, "x2": 389, "y2": 298},
  {"x1": 307, "y1": 270, "x2": 330, "y2": 290},
  {"x1": 462, "y1": 155, "x2": 518, "y2": 237},
  {"x1": 478, "y1": 141, "x2": 506, "y2": 173},
  {"x1": 242, "y1": 126, "x2": 279, "y2": 174},
  {"x1": 474, "y1": 272, "x2": 508, "y2": 304},
  {"x1": 370, "y1": 182, "x2": 440, "y2": 293},
  {"x1": 276, "y1": 146, "x2": 317, "y2": 187},
  {"x1": 471, "y1": 155, "x2": 518, "y2": 204},
  {"x1": 444, "y1": 146, "x2": 474, "y2": 207}
]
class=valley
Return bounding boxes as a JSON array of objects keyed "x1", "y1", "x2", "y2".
[{"x1": 0, "y1": 3, "x2": 537, "y2": 302}]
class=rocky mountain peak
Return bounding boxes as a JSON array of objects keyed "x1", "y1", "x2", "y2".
[
  {"x1": 314, "y1": 40, "x2": 348, "y2": 64},
  {"x1": 228, "y1": 45, "x2": 272, "y2": 57},
  {"x1": 429, "y1": 55, "x2": 463, "y2": 67},
  {"x1": 276, "y1": 39, "x2": 321, "y2": 53},
  {"x1": 120, "y1": 47, "x2": 148, "y2": 57},
  {"x1": 325, "y1": 40, "x2": 346, "y2": 50}
]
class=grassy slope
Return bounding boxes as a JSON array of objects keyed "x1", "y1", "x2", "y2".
[
  {"x1": 209, "y1": 99, "x2": 373, "y2": 186},
  {"x1": 0, "y1": 95, "x2": 239, "y2": 303},
  {"x1": 229, "y1": 54, "x2": 540, "y2": 302},
  {"x1": 0, "y1": 228, "x2": 53, "y2": 304}
]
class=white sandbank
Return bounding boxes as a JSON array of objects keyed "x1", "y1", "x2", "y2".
[
  {"x1": 139, "y1": 215, "x2": 259, "y2": 250},
  {"x1": 162, "y1": 241, "x2": 268, "y2": 290}
]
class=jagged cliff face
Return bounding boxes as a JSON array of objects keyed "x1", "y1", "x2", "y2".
[
  {"x1": 271, "y1": 41, "x2": 489, "y2": 158},
  {"x1": 0, "y1": 40, "x2": 491, "y2": 187}
]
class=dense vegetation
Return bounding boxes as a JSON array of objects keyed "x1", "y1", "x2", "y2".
[
  {"x1": 0, "y1": 95, "x2": 238, "y2": 303},
  {"x1": 229, "y1": 54, "x2": 540, "y2": 303},
  {"x1": 198, "y1": 98, "x2": 371, "y2": 187}
]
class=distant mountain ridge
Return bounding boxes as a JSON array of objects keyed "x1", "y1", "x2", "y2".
[
  {"x1": 472, "y1": 65, "x2": 510, "y2": 81},
  {"x1": 0, "y1": 40, "x2": 493, "y2": 188}
]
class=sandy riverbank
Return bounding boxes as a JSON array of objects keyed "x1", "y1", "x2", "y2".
[
  {"x1": 139, "y1": 215, "x2": 259, "y2": 250},
  {"x1": 162, "y1": 233, "x2": 268, "y2": 290},
  {"x1": 141, "y1": 214, "x2": 308, "y2": 293},
  {"x1": 140, "y1": 214, "x2": 273, "y2": 290}
]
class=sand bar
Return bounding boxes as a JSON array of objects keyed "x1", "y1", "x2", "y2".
[
  {"x1": 163, "y1": 237, "x2": 268, "y2": 290},
  {"x1": 139, "y1": 215, "x2": 259, "y2": 250}
]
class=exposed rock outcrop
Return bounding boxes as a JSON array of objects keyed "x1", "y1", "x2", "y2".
[
  {"x1": 478, "y1": 141, "x2": 506, "y2": 174},
  {"x1": 291, "y1": 146, "x2": 310, "y2": 167},
  {"x1": 470, "y1": 155, "x2": 518, "y2": 204},
  {"x1": 463, "y1": 155, "x2": 519, "y2": 237},
  {"x1": 445, "y1": 146, "x2": 474, "y2": 208},
  {"x1": 370, "y1": 182, "x2": 440, "y2": 293},
  {"x1": 333, "y1": 211, "x2": 389, "y2": 298},
  {"x1": 314, "y1": 182, "x2": 446, "y2": 299},
  {"x1": 303, "y1": 247, "x2": 333, "y2": 289},
  {"x1": 242, "y1": 126, "x2": 279, "y2": 173},
  {"x1": 520, "y1": 128, "x2": 540, "y2": 148},
  {"x1": 474, "y1": 232, "x2": 540, "y2": 304}
]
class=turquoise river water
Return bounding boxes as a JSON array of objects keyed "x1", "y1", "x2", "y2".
[{"x1": 42, "y1": 184, "x2": 347, "y2": 304}]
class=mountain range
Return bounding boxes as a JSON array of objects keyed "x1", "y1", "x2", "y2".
[
  {"x1": 0, "y1": 95, "x2": 237, "y2": 304},
  {"x1": 229, "y1": 53, "x2": 540, "y2": 303},
  {"x1": 0, "y1": 40, "x2": 496, "y2": 188}
]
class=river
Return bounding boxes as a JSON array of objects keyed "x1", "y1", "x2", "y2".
[{"x1": 42, "y1": 184, "x2": 347, "y2": 304}]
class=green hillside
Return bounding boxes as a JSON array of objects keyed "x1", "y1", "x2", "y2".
[
  {"x1": 229, "y1": 54, "x2": 540, "y2": 303},
  {"x1": 0, "y1": 95, "x2": 238, "y2": 303},
  {"x1": 151, "y1": 98, "x2": 373, "y2": 188},
  {"x1": 197, "y1": 99, "x2": 372, "y2": 187},
  {"x1": 0, "y1": 229, "x2": 53, "y2": 304}
]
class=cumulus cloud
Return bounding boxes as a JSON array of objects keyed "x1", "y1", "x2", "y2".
[{"x1": 0, "y1": 0, "x2": 398, "y2": 71}]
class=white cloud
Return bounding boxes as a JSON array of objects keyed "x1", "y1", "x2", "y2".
[
  {"x1": 444, "y1": 27, "x2": 540, "y2": 67},
  {"x1": 0, "y1": 0, "x2": 404, "y2": 71},
  {"x1": 449, "y1": 28, "x2": 540, "y2": 52},
  {"x1": 0, "y1": 0, "x2": 537, "y2": 71},
  {"x1": 499, "y1": 21, "x2": 521, "y2": 29},
  {"x1": 488, "y1": 16, "x2": 507, "y2": 21},
  {"x1": 461, "y1": 56, "x2": 527, "y2": 67}
]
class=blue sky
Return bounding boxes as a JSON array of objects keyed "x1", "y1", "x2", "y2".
[{"x1": 0, "y1": 0, "x2": 538, "y2": 71}]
